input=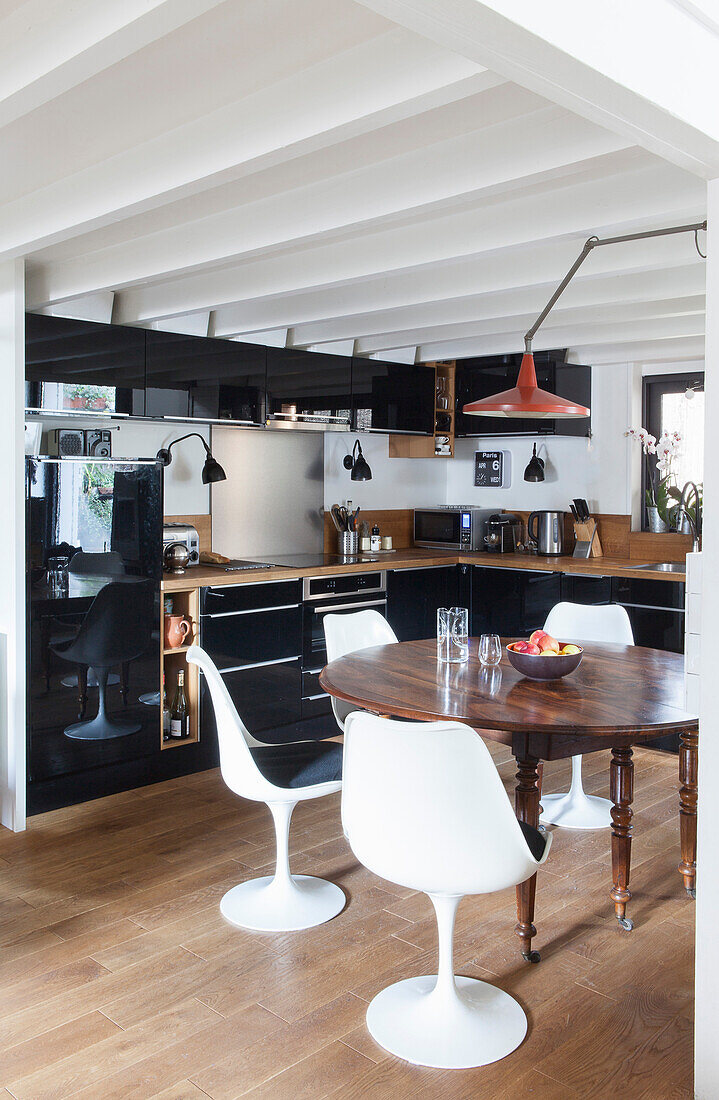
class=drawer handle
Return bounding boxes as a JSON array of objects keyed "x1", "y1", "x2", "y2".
[
  {"x1": 205, "y1": 656, "x2": 301, "y2": 674},
  {"x1": 203, "y1": 603, "x2": 300, "y2": 619},
  {"x1": 315, "y1": 598, "x2": 387, "y2": 614},
  {"x1": 304, "y1": 692, "x2": 330, "y2": 701}
]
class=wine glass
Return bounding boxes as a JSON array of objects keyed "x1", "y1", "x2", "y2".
[{"x1": 479, "y1": 633, "x2": 502, "y2": 667}]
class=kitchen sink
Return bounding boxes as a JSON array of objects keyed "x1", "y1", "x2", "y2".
[{"x1": 629, "y1": 562, "x2": 686, "y2": 573}]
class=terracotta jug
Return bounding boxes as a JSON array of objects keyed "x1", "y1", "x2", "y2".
[{"x1": 164, "y1": 614, "x2": 192, "y2": 649}]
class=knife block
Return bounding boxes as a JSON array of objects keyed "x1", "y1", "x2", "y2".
[{"x1": 573, "y1": 518, "x2": 603, "y2": 558}]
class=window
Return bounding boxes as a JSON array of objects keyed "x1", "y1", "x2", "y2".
[{"x1": 643, "y1": 372, "x2": 704, "y2": 514}]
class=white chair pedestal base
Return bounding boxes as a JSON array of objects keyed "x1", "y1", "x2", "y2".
[
  {"x1": 539, "y1": 755, "x2": 612, "y2": 830},
  {"x1": 366, "y1": 892, "x2": 526, "y2": 1069},
  {"x1": 221, "y1": 874, "x2": 345, "y2": 932},
  {"x1": 366, "y1": 974, "x2": 527, "y2": 1069},
  {"x1": 220, "y1": 800, "x2": 345, "y2": 932}
]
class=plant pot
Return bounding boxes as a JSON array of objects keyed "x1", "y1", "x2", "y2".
[{"x1": 647, "y1": 505, "x2": 669, "y2": 533}]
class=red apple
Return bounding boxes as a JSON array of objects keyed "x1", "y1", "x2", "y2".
[
  {"x1": 524, "y1": 642, "x2": 541, "y2": 655},
  {"x1": 529, "y1": 629, "x2": 547, "y2": 647},
  {"x1": 537, "y1": 633, "x2": 560, "y2": 654},
  {"x1": 512, "y1": 641, "x2": 529, "y2": 652}
]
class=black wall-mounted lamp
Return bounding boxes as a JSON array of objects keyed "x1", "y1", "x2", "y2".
[
  {"x1": 156, "y1": 432, "x2": 227, "y2": 484},
  {"x1": 523, "y1": 442, "x2": 545, "y2": 483},
  {"x1": 343, "y1": 438, "x2": 372, "y2": 482}
]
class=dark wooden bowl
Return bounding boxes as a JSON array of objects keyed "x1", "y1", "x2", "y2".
[{"x1": 506, "y1": 642, "x2": 583, "y2": 681}]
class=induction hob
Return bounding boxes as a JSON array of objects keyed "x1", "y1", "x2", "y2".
[
  {"x1": 260, "y1": 553, "x2": 385, "y2": 569},
  {"x1": 201, "y1": 559, "x2": 278, "y2": 572}
]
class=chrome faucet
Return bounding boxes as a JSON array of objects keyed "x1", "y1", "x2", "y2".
[{"x1": 675, "y1": 481, "x2": 702, "y2": 552}]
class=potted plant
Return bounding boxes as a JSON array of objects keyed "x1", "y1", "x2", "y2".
[{"x1": 625, "y1": 426, "x2": 683, "y2": 532}]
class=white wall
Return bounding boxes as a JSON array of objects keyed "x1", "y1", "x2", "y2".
[
  {"x1": 0, "y1": 261, "x2": 26, "y2": 831},
  {"x1": 324, "y1": 432, "x2": 447, "y2": 510},
  {"x1": 32, "y1": 418, "x2": 210, "y2": 516},
  {"x1": 445, "y1": 362, "x2": 637, "y2": 516}
]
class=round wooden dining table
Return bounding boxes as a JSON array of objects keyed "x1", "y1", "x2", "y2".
[{"x1": 319, "y1": 637, "x2": 698, "y2": 962}]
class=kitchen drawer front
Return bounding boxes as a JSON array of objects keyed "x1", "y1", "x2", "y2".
[
  {"x1": 201, "y1": 579, "x2": 301, "y2": 616},
  {"x1": 560, "y1": 574, "x2": 612, "y2": 605},
  {"x1": 201, "y1": 657, "x2": 302, "y2": 734},
  {"x1": 201, "y1": 606, "x2": 302, "y2": 669},
  {"x1": 301, "y1": 669, "x2": 332, "y2": 719},
  {"x1": 623, "y1": 606, "x2": 685, "y2": 654},
  {"x1": 611, "y1": 576, "x2": 685, "y2": 610}
]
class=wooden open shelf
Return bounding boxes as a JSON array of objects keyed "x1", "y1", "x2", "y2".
[
  {"x1": 389, "y1": 361, "x2": 456, "y2": 459},
  {"x1": 160, "y1": 587, "x2": 200, "y2": 750}
]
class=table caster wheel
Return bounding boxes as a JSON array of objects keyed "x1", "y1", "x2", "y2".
[
  {"x1": 617, "y1": 916, "x2": 634, "y2": 931},
  {"x1": 522, "y1": 950, "x2": 541, "y2": 964},
  {"x1": 687, "y1": 887, "x2": 696, "y2": 900}
]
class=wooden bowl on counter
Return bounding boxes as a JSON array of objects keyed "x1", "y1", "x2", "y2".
[{"x1": 506, "y1": 642, "x2": 583, "y2": 681}]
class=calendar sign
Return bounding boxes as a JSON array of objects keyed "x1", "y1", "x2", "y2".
[{"x1": 474, "y1": 450, "x2": 510, "y2": 488}]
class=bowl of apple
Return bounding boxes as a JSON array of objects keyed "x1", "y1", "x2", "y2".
[{"x1": 506, "y1": 630, "x2": 583, "y2": 681}]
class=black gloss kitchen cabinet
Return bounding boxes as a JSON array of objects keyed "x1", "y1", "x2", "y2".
[
  {"x1": 25, "y1": 312, "x2": 146, "y2": 416},
  {"x1": 387, "y1": 566, "x2": 460, "y2": 641},
  {"x1": 199, "y1": 581, "x2": 303, "y2": 737},
  {"x1": 455, "y1": 353, "x2": 591, "y2": 438},
  {"x1": 472, "y1": 566, "x2": 561, "y2": 637},
  {"x1": 266, "y1": 347, "x2": 351, "y2": 429},
  {"x1": 560, "y1": 573, "x2": 612, "y2": 605},
  {"x1": 351, "y1": 358, "x2": 435, "y2": 434},
  {"x1": 145, "y1": 331, "x2": 266, "y2": 424}
]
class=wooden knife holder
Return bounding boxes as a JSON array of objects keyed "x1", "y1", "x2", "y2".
[{"x1": 573, "y1": 518, "x2": 603, "y2": 558}]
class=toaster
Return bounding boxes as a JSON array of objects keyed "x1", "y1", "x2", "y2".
[{"x1": 162, "y1": 522, "x2": 200, "y2": 566}]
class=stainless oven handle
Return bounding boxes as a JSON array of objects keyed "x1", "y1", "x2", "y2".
[
  {"x1": 314, "y1": 598, "x2": 387, "y2": 614},
  {"x1": 203, "y1": 603, "x2": 300, "y2": 618}
]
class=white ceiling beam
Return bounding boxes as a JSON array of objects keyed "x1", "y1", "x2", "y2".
[
  {"x1": 0, "y1": 27, "x2": 487, "y2": 260},
  {"x1": 35, "y1": 291, "x2": 114, "y2": 324},
  {"x1": 566, "y1": 337, "x2": 705, "y2": 365},
  {"x1": 288, "y1": 266, "x2": 707, "y2": 348},
  {"x1": 0, "y1": 0, "x2": 229, "y2": 128},
  {"x1": 212, "y1": 249, "x2": 705, "y2": 341},
  {"x1": 231, "y1": 328, "x2": 288, "y2": 349},
  {"x1": 25, "y1": 107, "x2": 632, "y2": 305},
  {"x1": 355, "y1": 295, "x2": 706, "y2": 356},
  {"x1": 356, "y1": 0, "x2": 719, "y2": 176},
  {"x1": 107, "y1": 162, "x2": 705, "y2": 324},
  {"x1": 418, "y1": 313, "x2": 706, "y2": 361}
]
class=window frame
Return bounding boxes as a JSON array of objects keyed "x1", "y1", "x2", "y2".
[{"x1": 641, "y1": 371, "x2": 704, "y2": 530}]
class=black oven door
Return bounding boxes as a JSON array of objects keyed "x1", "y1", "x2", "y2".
[{"x1": 303, "y1": 594, "x2": 389, "y2": 669}]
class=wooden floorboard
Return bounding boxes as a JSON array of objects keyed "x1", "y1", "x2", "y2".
[{"x1": 0, "y1": 745, "x2": 694, "y2": 1098}]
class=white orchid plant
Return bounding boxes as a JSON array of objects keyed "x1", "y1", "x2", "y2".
[{"x1": 625, "y1": 426, "x2": 683, "y2": 526}]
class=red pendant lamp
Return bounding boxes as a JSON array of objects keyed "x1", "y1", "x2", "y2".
[
  {"x1": 462, "y1": 219, "x2": 707, "y2": 421},
  {"x1": 463, "y1": 347, "x2": 590, "y2": 420}
]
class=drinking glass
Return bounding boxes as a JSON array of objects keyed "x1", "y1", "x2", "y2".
[
  {"x1": 479, "y1": 633, "x2": 502, "y2": 667},
  {"x1": 47, "y1": 555, "x2": 69, "y2": 597},
  {"x1": 437, "y1": 607, "x2": 469, "y2": 663}
]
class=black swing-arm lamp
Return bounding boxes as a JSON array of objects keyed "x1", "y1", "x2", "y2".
[{"x1": 156, "y1": 432, "x2": 227, "y2": 484}]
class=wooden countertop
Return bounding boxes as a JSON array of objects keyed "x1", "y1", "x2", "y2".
[{"x1": 162, "y1": 548, "x2": 685, "y2": 590}]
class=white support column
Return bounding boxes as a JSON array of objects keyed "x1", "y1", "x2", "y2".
[
  {"x1": 695, "y1": 180, "x2": 719, "y2": 1097},
  {"x1": 0, "y1": 260, "x2": 25, "y2": 831}
]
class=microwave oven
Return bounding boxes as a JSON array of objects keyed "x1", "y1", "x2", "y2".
[{"x1": 414, "y1": 507, "x2": 496, "y2": 552}]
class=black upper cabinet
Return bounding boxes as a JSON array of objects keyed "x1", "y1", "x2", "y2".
[
  {"x1": 25, "y1": 313, "x2": 145, "y2": 416},
  {"x1": 351, "y1": 358, "x2": 434, "y2": 434},
  {"x1": 265, "y1": 347, "x2": 351, "y2": 429},
  {"x1": 455, "y1": 352, "x2": 591, "y2": 438},
  {"x1": 145, "y1": 331, "x2": 266, "y2": 424}
]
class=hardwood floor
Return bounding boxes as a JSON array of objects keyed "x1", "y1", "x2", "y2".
[{"x1": 0, "y1": 744, "x2": 694, "y2": 1098}]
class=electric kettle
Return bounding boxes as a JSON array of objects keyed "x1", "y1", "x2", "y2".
[{"x1": 527, "y1": 510, "x2": 566, "y2": 555}]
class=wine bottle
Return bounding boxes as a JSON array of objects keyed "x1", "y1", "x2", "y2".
[
  {"x1": 162, "y1": 673, "x2": 171, "y2": 741},
  {"x1": 170, "y1": 670, "x2": 188, "y2": 739}
]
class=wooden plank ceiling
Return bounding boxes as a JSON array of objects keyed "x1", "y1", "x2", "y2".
[{"x1": 2, "y1": 0, "x2": 707, "y2": 366}]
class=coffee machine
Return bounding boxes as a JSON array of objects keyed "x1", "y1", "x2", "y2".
[{"x1": 484, "y1": 513, "x2": 522, "y2": 553}]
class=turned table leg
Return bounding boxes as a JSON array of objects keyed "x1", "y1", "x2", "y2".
[
  {"x1": 678, "y1": 728, "x2": 698, "y2": 899},
  {"x1": 514, "y1": 754, "x2": 542, "y2": 963},
  {"x1": 610, "y1": 746, "x2": 634, "y2": 930}
]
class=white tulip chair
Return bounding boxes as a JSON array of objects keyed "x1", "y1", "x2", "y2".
[
  {"x1": 323, "y1": 609, "x2": 398, "y2": 733},
  {"x1": 187, "y1": 645, "x2": 345, "y2": 931},
  {"x1": 342, "y1": 712, "x2": 552, "y2": 1069},
  {"x1": 539, "y1": 602, "x2": 634, "y2": 830}
]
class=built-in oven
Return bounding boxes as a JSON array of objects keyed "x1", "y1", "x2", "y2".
[{"x1": 302, "y1": 571, "x2": 387, "y2": 718}]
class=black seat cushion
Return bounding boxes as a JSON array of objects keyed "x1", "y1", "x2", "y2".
[
  {"x1": 250, "y1": 740, "x2": 343, "y2": 789},
  {"x1": 519, "y1": 821, "x2": 548, "y2": 862}
]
